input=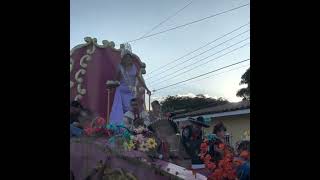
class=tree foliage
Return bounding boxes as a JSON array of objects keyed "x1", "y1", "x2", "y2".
[
  {"x1": 236, "y1": 68, "x2": 250, "y2": 100},
  {"x1": 160, "y1": 94, "x2": 228, "y2": 113}
]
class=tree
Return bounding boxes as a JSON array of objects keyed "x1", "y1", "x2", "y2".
[
  {"x1": 236, "y1": 68, "x2": 250, "y2": 100},
  {"x1": 160, "y1": 95, "x2": 228, "y2": 113}
]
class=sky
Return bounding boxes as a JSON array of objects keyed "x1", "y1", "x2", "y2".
[{"x1": 70, "y1": 0, "x2": 250, "y2": 103}]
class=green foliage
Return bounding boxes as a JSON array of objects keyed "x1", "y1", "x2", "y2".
[
  {"x1": 160, "y1": 94, "x2": 228, "y2": 113},
  {"x1": 237, "y1": 68, "x2": 250, "y2": 100}
]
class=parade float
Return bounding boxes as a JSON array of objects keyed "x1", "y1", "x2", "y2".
[
  {"x1": 70, "y1": 37, "x2": 249, "y2": 180},
  {"x1": 70, "y1": 37, "x2": 207, "y2": 180}
]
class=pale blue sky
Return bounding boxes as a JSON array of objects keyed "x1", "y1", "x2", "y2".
[{"x1": 70, "y1": 0, "x2": 250, "y2": 102}]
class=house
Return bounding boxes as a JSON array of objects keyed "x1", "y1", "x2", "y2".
[{"x1": 173, "y1": 101, "x2": 250, "y2": 147}]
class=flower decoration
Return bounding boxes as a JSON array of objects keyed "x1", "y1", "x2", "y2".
[
  {"x1": 200, "y1": 137, "x2": 249, "y2": 180},
  {"x1": 204, "y1": 154, "x2": 212, "y2": 163},
  {"x1": 200, "y1": 142, "x2": 208, "y2": 153},
  {"x1": 206, "y1": 161, "x2": 216, "y2": 171},
  {"x1": 96, "y1": 117, "x2": 106, "y2": 127},
  {"x1": 134, "y1": 126, "x2": 145, "y2": 134},
  {"x1": 122, "y1": 129, "x2": 131, "y2": 140},
  {"x1": 84, "y1": 127, "x2": 94, "y2": 136},
  {"x1": 146, "y1": 138, "x2": 157, "y2": 149},
  {"x1": 123, "y1": 141, "x2": 129, "y2": 150},
  {"x1": 138, "y1": 142, "x2": 149, "y2": 152},
  {"x1": 127, "y1": 140, "x2": 135, "y2": 150},
  {"x1": 133, "y1": 134, "x2": 145, "y2": 144},
  {"x1": 218, "y1": 143, "x2": 225, "y2": 150},
  {"x1": 108, "y1": 136, "x2": 116, "y2": 145},
  {"x1": 106, "y1": 124, "x2": 117, "y2": 132}
]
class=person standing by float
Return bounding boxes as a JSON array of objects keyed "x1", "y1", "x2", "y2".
[
  {"x1": 181, "y1": 116, "x2": 210, "y2": 169},
  {"x1": 109, "y1": 45, "x2": 151, "y2": 125}
]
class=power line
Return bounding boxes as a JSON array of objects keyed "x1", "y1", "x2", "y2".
[
  {"x1": 124, "y1": 3, "x2": 250, "y2": 43},
  {"x1": 152, "y1": 58, "x2": 250, "y2": 92},
  {"x1": 134, "y1": 0, "x2": 194, "y2": 42},
  {"x1": 153, "y1": 63, "x2": 250, "y2": 94},
  {"x1": 146, "y1": 29, "x2": 249, "y2": 81},
  {"x1": 149, "y1": 38, "x2": 250, "y2": 86},
  {"x1": 145, "y1": 22, "x2": 249, "y2": 77}
]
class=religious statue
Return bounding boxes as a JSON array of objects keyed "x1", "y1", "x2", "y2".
[{"x1": 109, "y1": 44, "x2": 151, "y2": 125}]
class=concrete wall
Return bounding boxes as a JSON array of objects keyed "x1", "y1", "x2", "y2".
[{"x1": 203, "y1": 114, "x2": 250, "y2": 147}]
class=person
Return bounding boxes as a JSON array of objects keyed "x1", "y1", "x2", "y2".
[
  {"x1": 236, "y1": 140, "x2": 250, "y2": 180},
  {"x1": 123, "y1": 98, "x2": 151, "y2": 131},
  {"x1": 181, "y1": 116, "x2": 209, "y2": 168},
  {"x1": 109, "y1": 52, "x2": 151, "y2": 125},
  {"x1": 70, "y1": 101, "x2": 84, "y2": 137},
  {"x1": 208, "y1": 121, "x2": 227, "y2": 162},
  {"x1": 149, "y1": 100, "x2": 162, "y2": 123}
]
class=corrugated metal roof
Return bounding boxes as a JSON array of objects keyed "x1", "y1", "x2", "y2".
[{"x1": 173, "y1": 100, "x2": 250, "y2": 119}]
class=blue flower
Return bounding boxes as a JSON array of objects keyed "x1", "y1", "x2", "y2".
[{"x1": 122, "y1": 130, "x2": 131, "y2": 140}]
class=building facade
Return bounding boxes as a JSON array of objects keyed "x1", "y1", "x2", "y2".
[{"x1": 173, "y1": 101, "x2": 250, "y2": 148}]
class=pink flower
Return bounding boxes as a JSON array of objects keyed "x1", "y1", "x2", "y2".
[
  {"x1": 84, "y1": 127, "x2": 94, "y2": 136},
  {"x1": 96, "y1": 117, "x2": 106, "y2": 127},
  {"x1": 134, "y1": 134, "x2": 145, "y2": 143}
]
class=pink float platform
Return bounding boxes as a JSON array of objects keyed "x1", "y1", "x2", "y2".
[{"x1": 70, "y1": 137, "x2": 207, "y2": 180}]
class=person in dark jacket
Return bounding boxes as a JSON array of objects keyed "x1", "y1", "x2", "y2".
[
  {"x1": 207, "y1": 121, "x2": 227, "y2": 162},
  {"x1": 70, "y1": 100, "x2": 84, "y2": 137},
  {"x1": 236, "y1": 140, "x2": 250, "y2": 180},
  {"x1": 181, "y1": 116, "x2": 209, "y2": 168}
]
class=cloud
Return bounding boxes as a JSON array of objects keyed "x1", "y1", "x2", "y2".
[
  {"x1": 150, "y1": 96, "x2": 166, "y2": 101},
  {"x1": 203, "y1": 94, "x2": 218, "y2": 99},
  {"x1": 177, "y1": 93, "x2": 196, "y2": 98}
]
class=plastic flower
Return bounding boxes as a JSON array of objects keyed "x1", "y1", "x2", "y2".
[
  {"x1": 96, "y1": 117, "x2": 106, "y2": 127},
  {"x1": 200, "y1": 143, "x2": 208, "y2": 153},
  {"x1": 106, "y1": 124, "x2": 117, "y2": 132},
  {"x1": 218, "y1": 143, "x2": 225, "y2": 150},
  {"x1": 122, "y1": 130, "x2": 131, "y2": 140},
  {"x1": 123, "y1": 141, "x2": 129, "y2": 150},
  {"x1": 133, "y1": 134, "x2": 145, "y2": 143},
  {"x1": 146, "y1": 138, "x2": 157, "y2": 149},
  {"x1": 127, "y1": 140, "x2": 135, "y2": 150},
  {"x1": 138, "y1": 142, "x2": 149, "y2": 152},
  {"x1": 206, "y1": 161, "x2": 216, "y2": 171},
  {"x1": 134, "y1": 126, "x2": 145, "y2": 134},
  {"x1": 84, "y1": 127, "x2": 94, "y2": 136},
  {"x1": 108, "y1": 136, "x2": 115, "y2": 144},
  {"x1": 204, "y1": 154, "x2": 212, "y2": 163},
  {"x1": 94, "y1": 127, "x2": 102, "y2": 133}
]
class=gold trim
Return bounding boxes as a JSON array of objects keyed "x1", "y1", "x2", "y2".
[
  {"x1": 75, "y1": 69, "x2": 86, "y2": 83},
  {"x1": 77, "y1": 84, "x2": 87, "y2": 95},
  {"x1": 80, "y1": 55, "x2": 91, "y2": 68}
]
